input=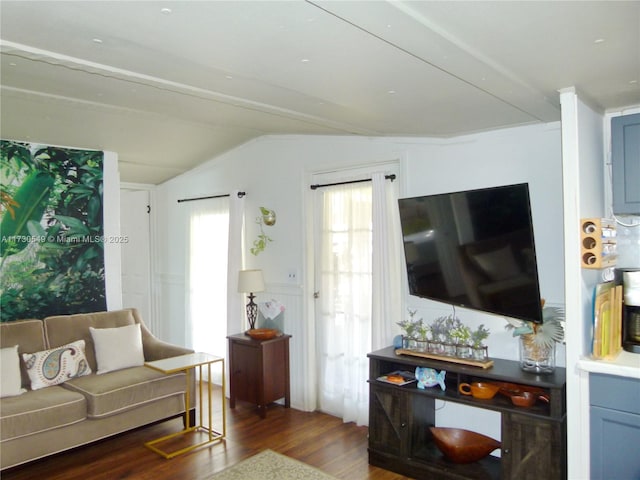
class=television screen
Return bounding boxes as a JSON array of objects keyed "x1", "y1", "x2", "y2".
[{"x1": 398, "y1": 183, "x2": 543, "y2": 324}]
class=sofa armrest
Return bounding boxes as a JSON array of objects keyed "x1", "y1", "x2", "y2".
[
  {"x1": 142, "y1": 335, "x2": 194, "y2": 362},
  {"x1": 130, "y1": 308, "x2": 195, "y2": 361}
]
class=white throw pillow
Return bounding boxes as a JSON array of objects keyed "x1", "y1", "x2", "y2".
[
  {"x1": 22, "y1": 340, "x2": 92, "y2": 390},
  {"x1": 1, "y1": 345, "x2": 26, "y2": 397},
  {"x1": 90, "y1": 323, "x2": 144, "y2": 374}
]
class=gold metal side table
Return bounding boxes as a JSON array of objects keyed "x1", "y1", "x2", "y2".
[{"x1": 144, "y1": 352, "x2": 226, "y2": 458}]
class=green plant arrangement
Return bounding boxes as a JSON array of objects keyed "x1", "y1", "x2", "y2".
[
  {"x1": 450, "y1": 324, "x2": 471, "y2": 346},
  {"x1": 397, "y1": 311, "x2": 492, "y2": 361},
  {"x1": 397, "y1": 309, "x2": 421, "y2": 339},
  {"x1": 416, "y1": 320, "x2": 430, "y2": 342},
  {"x1": 440, "y1": 315, "x2": 462, "y2": 345},
  {"x1": 250, "y1": 207, "x2": 275, "y2": 256},
  {"x1": 470, "y1": 324, "x2": 491, "y2": 348}
]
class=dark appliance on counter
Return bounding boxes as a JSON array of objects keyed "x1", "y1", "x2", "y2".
[{"x1": 616, "y1": 268, "x2": 640, "y2": 353}]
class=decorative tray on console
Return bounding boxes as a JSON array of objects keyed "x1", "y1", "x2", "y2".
[
  {"x1": 245, "y1": 328, "x2": 281, "y2": 340},
  {"x1": 395, "y1": 348, "x2": 494, "y2": 369}
]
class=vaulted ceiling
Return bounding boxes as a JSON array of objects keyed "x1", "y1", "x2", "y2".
[{"x1": 1, "y1": 1, "x2": 638, "y2": 184}]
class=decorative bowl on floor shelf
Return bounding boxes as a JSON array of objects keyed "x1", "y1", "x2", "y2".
[
  {"x1": 246, "y1": 328, "x2": 280, "y2": 340},
  {"x1": 429, "y1": 427, "x2": 501, "y2": 464}
]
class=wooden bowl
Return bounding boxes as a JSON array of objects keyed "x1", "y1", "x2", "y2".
[
  {"x1": 429, "y1": 427, "x2": 501, "y2": 464},
  {"x1": 509, "y1": 390, "x2": 550, "y2": 408},
  {"x1": 246, "y1": 328, "x2": 280, "y2": 340}
]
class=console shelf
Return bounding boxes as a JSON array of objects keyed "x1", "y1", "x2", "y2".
[{"x1": 368, "y1": 346, "x2": 567, "y2": 480}]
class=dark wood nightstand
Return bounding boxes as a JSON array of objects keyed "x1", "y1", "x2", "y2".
[{"x1": 227, "y1": 332, "x2": 291, "y2": 418}]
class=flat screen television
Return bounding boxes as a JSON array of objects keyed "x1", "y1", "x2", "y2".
[{"x1": 398, "y1": 183, "x2": 543, "y2": 324}]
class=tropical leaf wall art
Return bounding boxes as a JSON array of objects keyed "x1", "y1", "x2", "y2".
[{"x1": 0, "y1": 141, "x2": 107, "y2": 322}]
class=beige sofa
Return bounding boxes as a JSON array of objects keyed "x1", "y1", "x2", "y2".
[{"x1": 0, "y1": 308, "x2": 195, "y2": 470}]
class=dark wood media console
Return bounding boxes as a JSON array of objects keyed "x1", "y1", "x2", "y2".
[{"x1": 368, "y1": 347, "x2": 566, "y2": 480}]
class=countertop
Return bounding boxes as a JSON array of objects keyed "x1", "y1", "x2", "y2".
[{"x1": 578, "y1": 350, "x2": 640, "y2": 379}]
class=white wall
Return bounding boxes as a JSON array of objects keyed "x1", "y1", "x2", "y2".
[
  {"x1": 154, "y1": 123, "x2": 564, "y2": 425},
  {"x1": 103, "y1": 151, "x2": 122, "y2": 311},
  {"x1": 560, "y1": 89, "x2": 606, "y2": 480}
]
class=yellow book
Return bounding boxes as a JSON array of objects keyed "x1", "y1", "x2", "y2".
[
  {"x1": 601, "y1": 300, "x2": 610, "y2": 358},
  {"x1": 612, "y1": 285, "x2": 623, "y2": 356},
  {"x1": 592, "y1": 282, "x2": 614, "y2": 359}
]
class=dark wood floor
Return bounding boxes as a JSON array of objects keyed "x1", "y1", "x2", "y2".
[{"x1": 1, "y1": 386, "x2": 412, "y2": 480}]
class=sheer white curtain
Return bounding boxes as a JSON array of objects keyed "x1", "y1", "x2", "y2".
[
  {"x1": 314, "y1": 171, "x2": 401, "y2": 426},
  {"x1": 372, "y1": 173, "x2": 403, "y2": 350},
  {"x1": 226, "y1": 191, "x2": 245, "y2": 338},
  {"x1": 185, "y1": 196, "x2": 229, "y2": 383},
  {"x1": 317, "y1": 182, "x2": 372, "y2": 426}
]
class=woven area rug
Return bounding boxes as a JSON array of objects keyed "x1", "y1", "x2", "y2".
[{"x1": 208, "y1": 449, "x2": 337, "y2": 480}]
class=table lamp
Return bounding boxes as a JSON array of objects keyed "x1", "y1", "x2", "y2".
[{"x1": 238, "y1": 269, "x2": 265, "y2": 330}]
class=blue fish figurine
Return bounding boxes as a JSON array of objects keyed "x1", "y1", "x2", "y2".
[{"x1": 415, "y1": 366, "x2": 446, "y2": 391}]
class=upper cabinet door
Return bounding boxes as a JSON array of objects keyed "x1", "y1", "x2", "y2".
[{"x1": 612, "y1": 113, "x2": 640, "y2": 215}]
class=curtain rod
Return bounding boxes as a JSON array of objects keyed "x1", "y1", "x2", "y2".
[
  {"x1": 309, "y1": 174, "x2": 396, "y2": 190},
  {"x1": 177, "y1": 191, "x2": 246, "y2": 203}
]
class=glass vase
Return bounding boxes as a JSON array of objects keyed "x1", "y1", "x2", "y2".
[
  {"x1": 428, "y1": 340, "x2": 444, "y2": 354},
  {"x1": 519, "y1": 334, "x2": 555, "y2": 374},
  {"x1": 455, "y1": 344, "x2": 472, "y2": 358},
  {"x1": 442, "y1": 342, "x2": 456, "y2": 356},
  {"x1": 472, "y1": 345, "x2": 489, "y2": 361},
  {"x1": 403, "y1": 336, "x2": 417, "y2": 350}
]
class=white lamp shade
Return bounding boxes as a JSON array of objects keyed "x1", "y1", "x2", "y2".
[{"x1": 238, "y1": 269, "x2": 265, "y2": 293}]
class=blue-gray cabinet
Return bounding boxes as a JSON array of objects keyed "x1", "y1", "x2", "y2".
[
  {"x1": 590, "y1": 373, "x2": 640, "y2": 480},
  {"x1": 612, "y1": 113, "x2": 640, "y2": 214}
]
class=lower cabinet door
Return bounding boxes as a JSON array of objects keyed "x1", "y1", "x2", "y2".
[
  {"x1": 501, "y1": 412, "x2": 566, "y2": 480},
  {"x1": 231, "y1": 343, "x2": 259, "y2": 404},
  {"x1": 590, "y1": 406, "x2": 640, "y2": 480},
  {"x1": 368, "y1": 386, "x2": 408, "y2": 458}
]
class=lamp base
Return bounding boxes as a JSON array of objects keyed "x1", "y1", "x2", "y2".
[{"x1": 246, "y1": 293, "x2": 258, "y2": 330}]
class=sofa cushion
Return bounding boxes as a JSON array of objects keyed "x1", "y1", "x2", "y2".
[
  {"x1": 62, "y1": 366, "x2": 186, "y2": 418},
  {"x1": 44, "y1": 310, "x2": 137, "y2": 372},
  {"x1": 0, "y1": 386, "x2": 86, "y2": 442},
  {"x1": 90, "y1": 324, "x2": 144, "y2": 374},
  {"x1": 0, "y1": 320, "x2": 47, "y2": 389},
  {"x1": 1, "y1": 346, "x2": 26, "y2": 398},
  {"x1": 22, "y1": 340, "x2": 92, "y2": 390}
]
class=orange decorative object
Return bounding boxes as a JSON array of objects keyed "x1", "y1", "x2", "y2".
[
  {"x1": 458, "y1": 381, "x2": 500, "y2": 399},
  {"x1": 429, "y1": 427, "x2": 501, "y2": 464},
  {"x1": 246, "y1": 328, "x2": 280, "y2": 340},
  {"x1": 492, "y1": 381, "x2": 550, "y2": 407}
]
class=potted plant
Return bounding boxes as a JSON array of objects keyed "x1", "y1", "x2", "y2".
[
  {"x1": 506, "y1": 304, "x2": 564, "y2": 373},
  {"x1": 250, "y1": 207, "x2": 275, "y2": 255},
  {"x1": 428, "y1": 316, "x2": 446, "y2": 354},
  {"x1": 450, "y1": 324, "x2": 472, "y2": 358},
  {"x1": 415, "y1": 320, "x2": 430, "y2": 352},
  {"x1": 441, "y1": 315, "x2": 462, "y2": 356},
  {"x1": 397, "y1": 309, "x2": 421, "y2": 349},
  {"x1": 470, "y1": 324, "x2": 490, "y2": 361}
]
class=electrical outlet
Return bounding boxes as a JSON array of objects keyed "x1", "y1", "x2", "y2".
[{"x1": 287, "y1": 269, "x2": 297, "y2": 282}]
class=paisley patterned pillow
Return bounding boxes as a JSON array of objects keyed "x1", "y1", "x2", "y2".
[{"x1": 22, "y1": 340, "x2": 92, "y2": 390}]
